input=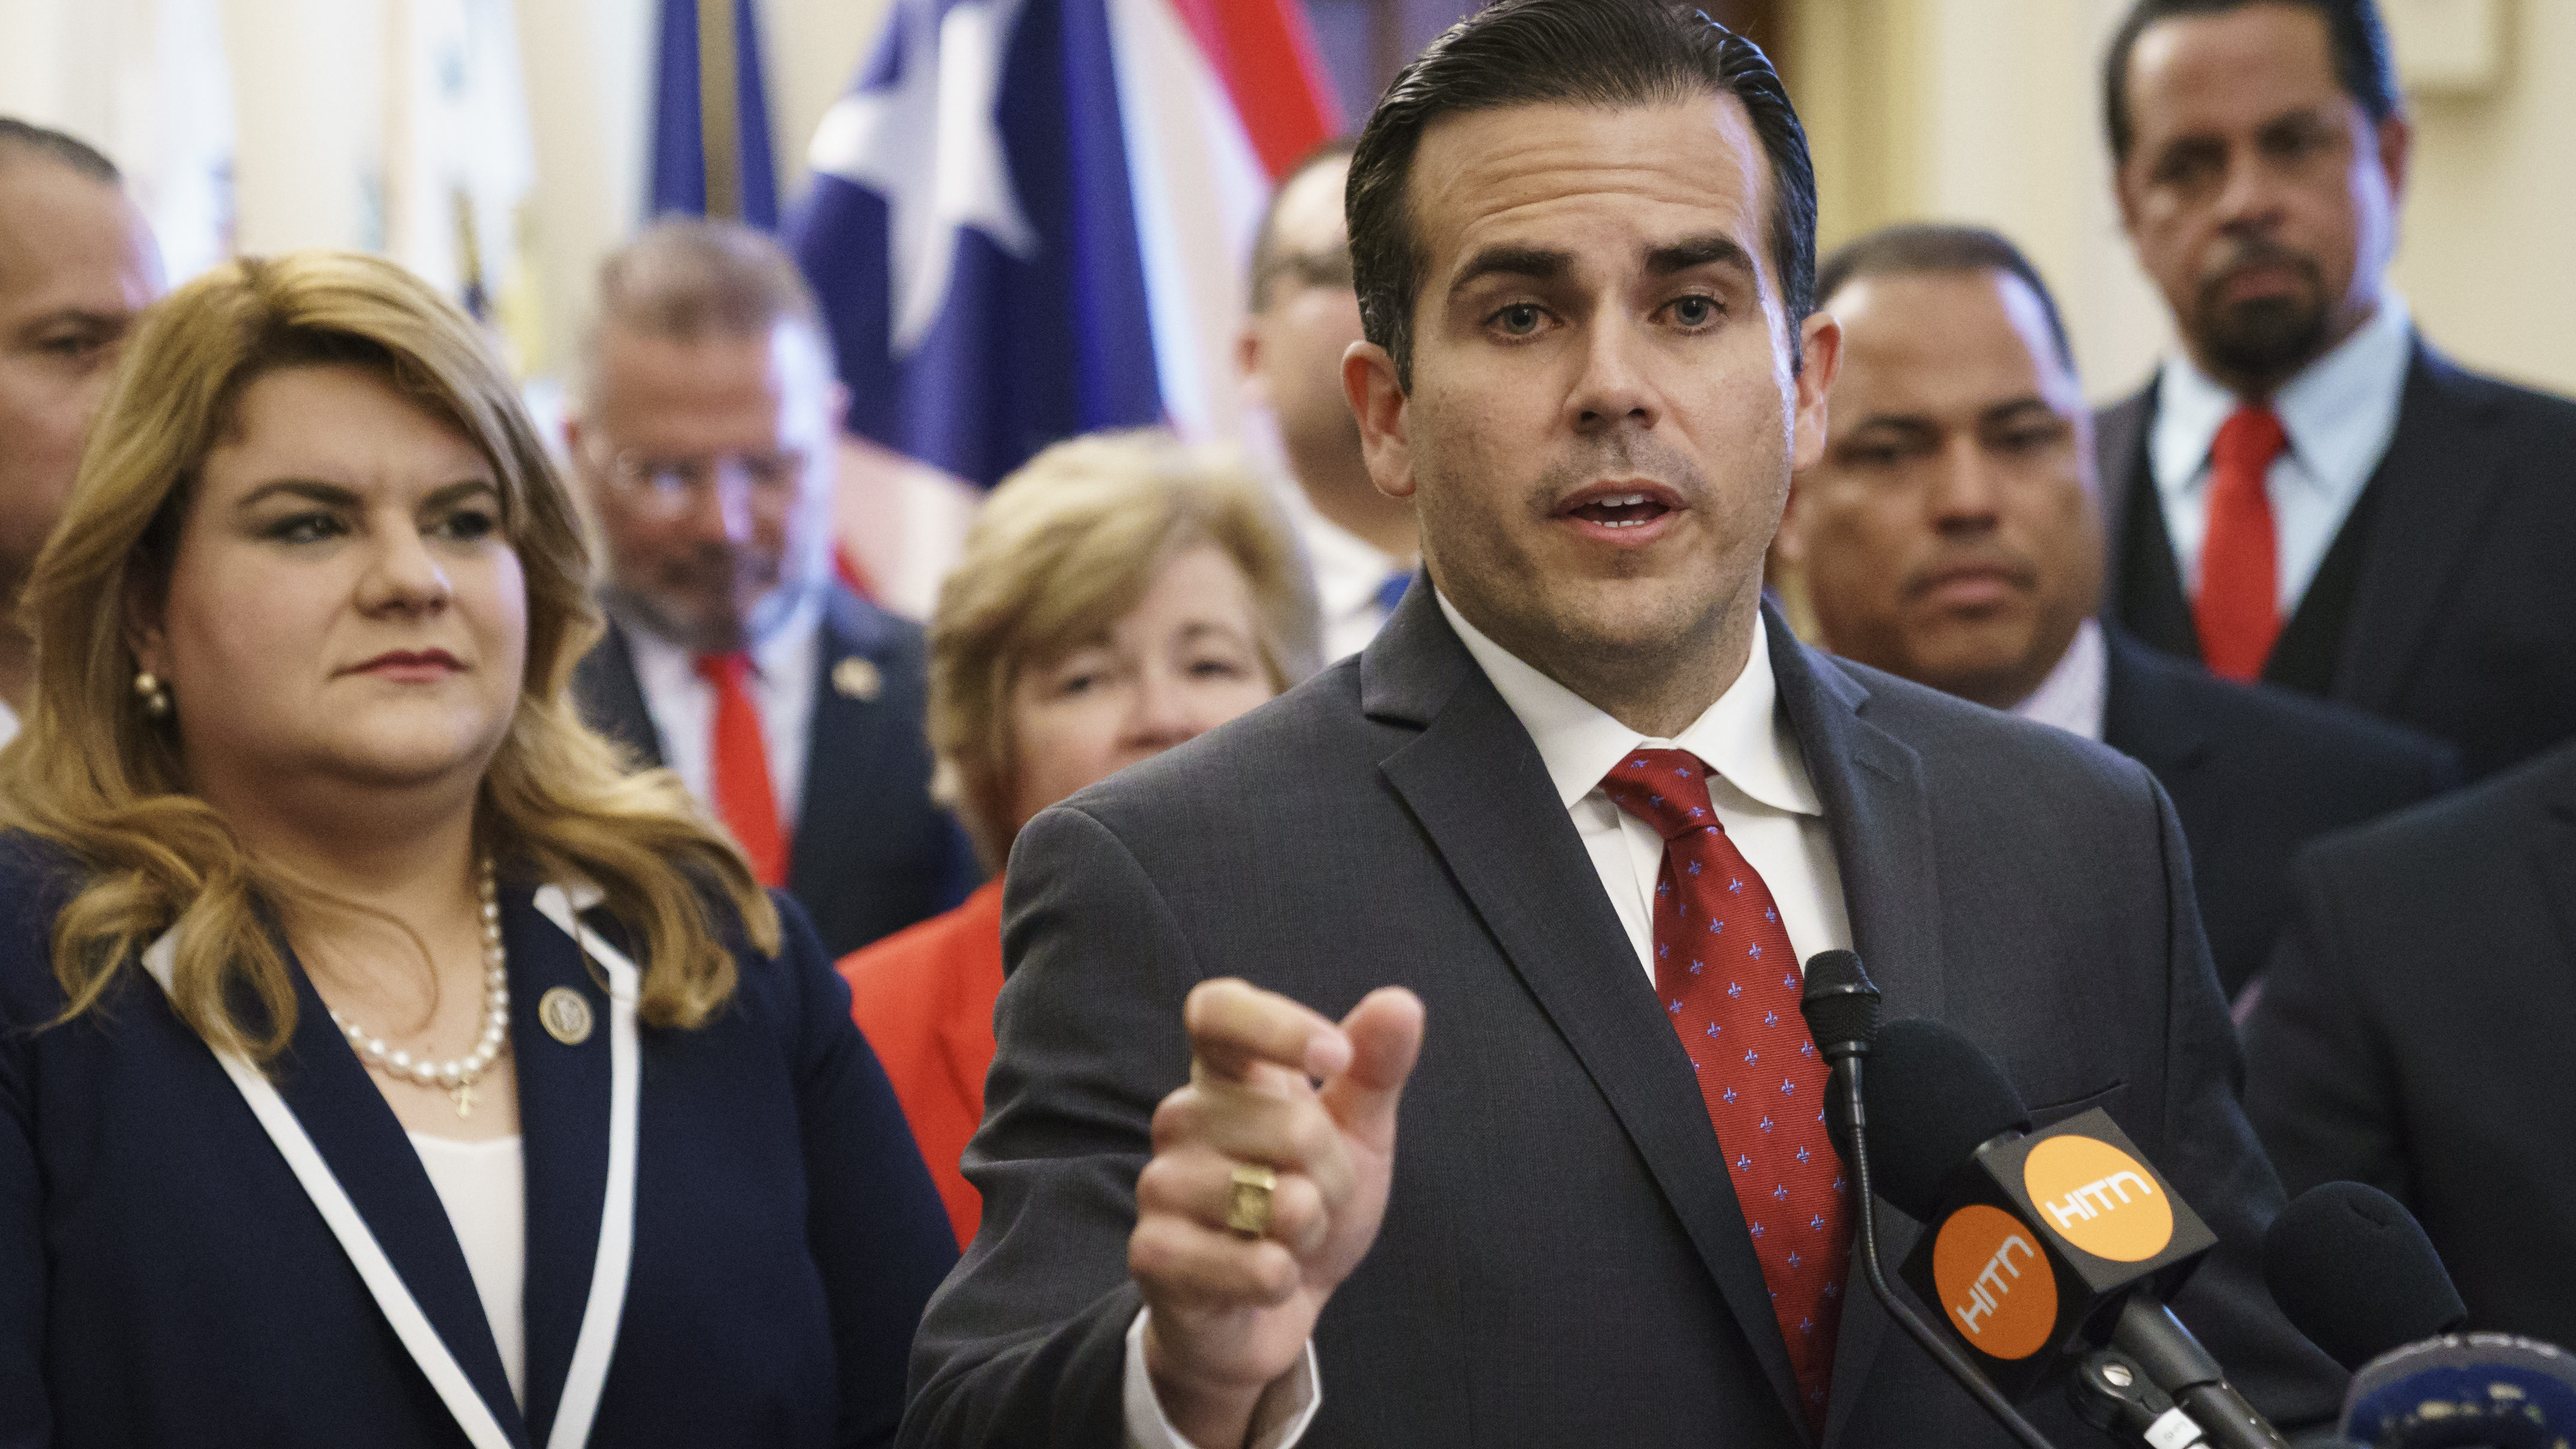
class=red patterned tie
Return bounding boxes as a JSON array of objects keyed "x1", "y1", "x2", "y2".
[
  {"x1": 1604, "y1": 749, "x2": 1852, "y2": 1433},
  {"x1": 694, "y1": 652, "x2": 790, "y2": 887},
  {"x1": 2195, "y1": 405, "x2": 2288, "y2": 682}
]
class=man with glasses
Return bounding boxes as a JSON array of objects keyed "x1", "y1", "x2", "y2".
[
  {"x1": 1237, "y1": 141, "x2": 1417, "y2": 661},
  {"x1": 567, "y1": 218, "x2": 978, "y2": 955}
]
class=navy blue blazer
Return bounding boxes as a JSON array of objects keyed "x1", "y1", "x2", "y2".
[
  {"x1": 571, "y1": 583, "x2": 982, "y2": 957},
  {"x1": 0, "y1": 835, "x2": 959, "y2": 1448},
  {"x1": 2100, "y1": 626, "x2": 2460, "y2": 1000}
]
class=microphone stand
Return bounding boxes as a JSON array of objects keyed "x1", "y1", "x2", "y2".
[{"x1": 1835, "y1": 1052, "x2": 2064, "y2": 1449}]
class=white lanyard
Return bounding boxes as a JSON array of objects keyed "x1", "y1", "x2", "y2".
[{"x1": 142, "y1": 882, "x2": 639, "y2": 1449}]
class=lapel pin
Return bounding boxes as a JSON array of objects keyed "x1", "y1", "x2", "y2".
[
  {"x1": 832, "y1": 657, "x2": 883, "y2": 702},
  {"x1": 538, "y1": 986, "x2": 595, "y2": 1046}
]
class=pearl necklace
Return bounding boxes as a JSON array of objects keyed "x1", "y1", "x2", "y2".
[{"x1": 326, "y1": 856, "x2": 511, "y2": 1119}]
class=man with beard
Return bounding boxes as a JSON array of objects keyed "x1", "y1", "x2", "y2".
[
  {"x1": 1776, "y1": 222, "x2": 2456, "y2": 1003},
  {"x1": 567, "y1": 218, "x2": 978, "y2": 955},
  {"x1": 1238, "y1": 141, "x2": 1417, "y2": 661},
  {"x1": 898, "y1": 4, "x2": 2343, "y2": 1445},
  {"x1": 2098, "y1": 0, "x2": 2576, "y2": 779}
]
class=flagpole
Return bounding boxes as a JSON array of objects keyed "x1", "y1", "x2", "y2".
[{"x1": 697, "y1": 0, "x2": 742, "y2": 221}]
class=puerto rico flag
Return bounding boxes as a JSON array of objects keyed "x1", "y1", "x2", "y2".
[{"x1": 787, "y1": 0, "x2": 1341, "y2": 498}]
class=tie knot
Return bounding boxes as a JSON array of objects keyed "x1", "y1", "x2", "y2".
[
  {"x1": 693, "y1": 652, "x2": 752, "y2": 690},
  {"x1": 1601, "y1": 748, "x2": 1720, "y2": 841},
  {"x1": 2213, "y1": 405, "x2": 2287, "y2": 475}
]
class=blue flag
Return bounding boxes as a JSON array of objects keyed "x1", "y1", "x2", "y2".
[
  {"x1": 651, "y1": 0, "x2": 779, "y2": 228},
  {"x1": 787, "y1": 0, "x2": 1164, "y2": 489}
]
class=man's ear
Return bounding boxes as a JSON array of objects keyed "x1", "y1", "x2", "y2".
[
  {"x1": 1791, "y1": 311, "x2": 1841, "y2": 474},
  {"x1": 2373, "y1": 110, "x2": 2412, "y2": 206},
  {"x1": 1773, "y1": 474, "x2": 1811, "y2": 567},
  {"x1": 1341, "y1": 340, "x2": 1414, "y2": 500}
]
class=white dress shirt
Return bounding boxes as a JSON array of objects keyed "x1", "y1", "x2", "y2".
[
  {"x1": 0, "y1": 698, "x2": 16, "y2": 753},
  {"x1": 2008, "y1": 618, "x2": 2108, "y2": 743},
  {"x1": 2149, "y1": 294, "x2": 2414, "y2": 614},
  {"x1": 1121, "y1": 591, "x2": 1854, "y2": 1448},
  {"x1": 1292, "y1": 504, "x2": 1414, "y2": 664},
  {"x1": 616, "y1": 589, "x2": 822, "y2": 830},
  {"x1": 409, "y1": 1132, "x2": 528, "y2": 1405}
]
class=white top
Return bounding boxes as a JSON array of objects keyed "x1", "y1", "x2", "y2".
[
  {"x1": 0, "y1": 698, "x2": 17, "y2": 752},
  {"x1": 408, "y1": 1132, "x2": 529, "y2": 1406},
  {"x1": 1121, "y1": 589, "x2": 1855, "y2": 1447},
  {"x1": 2148, "y1": 294, "x2": 2414, "y2": 614},
  {"x1": 617, "y1": 589, "x2": 823, "y2": 830},
  {"x1": 2008, "y1": 618, "x2": 2108, "y2": 743},
  {"x1": 1292, "y1": 502, "x2": 1413, "y2": 664}
]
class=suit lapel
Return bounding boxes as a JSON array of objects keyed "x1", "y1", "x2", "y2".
[
  {"x1": 266, "y1": 942, "x2": 531, "y2": 1443},
  {"x1": 2094, "y1": 387, "x2": 2152, "y2": 620},
  {"x1": 509, "y1": 886, "x2": 618, "y2": 1445},
  {"x1": 2331, "y1": 345, "x2": 2512, "y2": 713},
  {"x1": 2099, "y1": 630, "x2": 2214, "y2": 799},
  {"x1": 786, "y1": 586, "x2": 892, "y2": 895},
  {"x1": 572, "y1": 622, "x2": 665, "y2": 769},
  {"x1": 1364, "y1": 592, "x2": 1811, "y2": 1433},
  {"x1": 1759, "y1": 622, "x2": 1956, "y2": 1448}
]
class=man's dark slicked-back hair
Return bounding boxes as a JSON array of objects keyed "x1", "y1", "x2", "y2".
[
  {"x1": 2103, "y1": 0, "x2": 2400, "y2": 163},
  {"x1": 1346, "y1": 0, "x2": 1816, "y2": 391},
  {"x1": 1815, "y1": 223, "x2": 2078, "y2": 376},
  {"x1": 0, "y1": 118, "x2": 121, "y2": 184}
]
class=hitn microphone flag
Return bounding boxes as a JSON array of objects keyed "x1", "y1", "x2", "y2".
[{"x1": 786, "y1": 0, "x2": 1340, "y2": 490}]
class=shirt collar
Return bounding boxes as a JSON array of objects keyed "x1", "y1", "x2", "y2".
[
  {"x1": 2007, "y1": 617, "x2": 2107, "y2": 742},
  {"x1": 1435, "y1": 589, "x2": 1822, "y2": 817},
  {"x1": 1292, "y1": 496, "x2": 1410, "y2": 622},
  {"x1": 2149, "y1": 292, "x2": 2414, "y2": 500}
]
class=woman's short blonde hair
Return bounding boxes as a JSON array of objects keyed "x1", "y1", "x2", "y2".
[
  {"x1": 0, "y1": 251, "x2": 777, "y2": 1062},
  {"x1": 930, "y1": 430, "x2": 1322, "y2": 868}
]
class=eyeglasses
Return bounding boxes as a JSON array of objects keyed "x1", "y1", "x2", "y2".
[{"x1": 586, "y1": 445, "x2": 809, "y2": 520}]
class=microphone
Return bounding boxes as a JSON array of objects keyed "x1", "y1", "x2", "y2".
[
  {"x1": 1797, "y1": 953, "x2": 2064, "y2": 1449},
  {"x1": 2261, "y1": 1182, "x2": 2575, "y2": 1448},
  {"x1": 1860, "y1": 1017, "x2": 2285, "y2": 1449},
  {"x1": 2263, "y1": 1181, "x2": 2465, "y2": 1372}
]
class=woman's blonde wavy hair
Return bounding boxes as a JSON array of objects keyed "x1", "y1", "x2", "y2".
[
  {"x1": 928, "y1": 429, "x2": 1322, "y2": 870},
  {"x1": 0, "y1": 250, "x2": 777, "y2": 1062}
]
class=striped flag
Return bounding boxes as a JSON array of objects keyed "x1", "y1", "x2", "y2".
[
  {"x1": 787, "y1": 0, "x2": 1341, "y2": 495},
  {"x1": 651, "y1": 0, "x2": 779, "y2": 227}
]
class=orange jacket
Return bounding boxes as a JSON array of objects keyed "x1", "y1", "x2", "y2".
[{"x1": 839, "y1": 879, "x2": 1005, "y2": 1249}]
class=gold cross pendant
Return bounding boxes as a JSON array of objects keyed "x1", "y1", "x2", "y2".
[{"x1": 451, "y1": 1079, "x2": 475, "y2": 1119}]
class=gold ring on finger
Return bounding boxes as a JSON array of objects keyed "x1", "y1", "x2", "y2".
[{"x1": 1225, "y1": 1163, "x2": 1280, "y2": 1238}]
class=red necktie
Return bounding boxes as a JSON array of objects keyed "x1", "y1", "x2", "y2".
[
  {"x1": 1604, "y1": 750, "x2": 1852, "y2": 1433},
  {"x1": 694, "y1": 652, "x2": 789, "y2": 887},
  {"x1": 2194, "y1": 405, "x2": 2288, "y2": 682}
]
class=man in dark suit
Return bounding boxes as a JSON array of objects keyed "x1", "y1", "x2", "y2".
[
  {"x1": 566, "y1": 219, "x2": 976, "y2": 956},
  {"x1": 900, "y1": 5, "x2": 2342, "y2": 1447},
  {"x1": 1775, "y1": 222, "x2": 2456, "y2": 1002},
  {"x1": 2095, "y1": 0, "x2": 2576, "y2": 779},
  {"x1": 2244, "y1": 737, "x2": 2576, "y2": 1346}
]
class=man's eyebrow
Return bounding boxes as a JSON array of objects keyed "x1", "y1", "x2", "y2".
[
  {"x1": 1979, "y1": 397, "x2": 2067, "y2": 427},
  {"x1": 8, "y1": 307, "x2": 132, "y2": 339},
  {"x1": 1646, "y1": 236, "x2": 1757, "y2": 277},
  {"x1": 1447, "y1": 245, "x2": 1572, "y2": 299}
]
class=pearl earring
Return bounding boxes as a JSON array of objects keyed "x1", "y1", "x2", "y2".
[{"x1": 133, "y1": 670, "x2": 171, "y2": 720}]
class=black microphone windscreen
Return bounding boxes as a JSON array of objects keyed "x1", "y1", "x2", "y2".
[
  {"x1": 2264, "y1": 1182, "x2": 2468, "y2": 1372},
  {"x1": 1799, "y1": 949, "x2": 1881, "y2": 1052},
  {"x1": 1860, "y1": 1018, "x2": 2032, "y2": 1222}
]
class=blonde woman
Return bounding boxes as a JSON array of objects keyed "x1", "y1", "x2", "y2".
[
  {"x1": 839, "y1": 431, "x2": 1319, "y2": 1248},
  {"x1": 0, "y1": 252, "x2": 954, "y2": 1449}
]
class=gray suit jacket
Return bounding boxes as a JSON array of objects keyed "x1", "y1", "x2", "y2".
[{"x1": 899, "y1": 589, "x2": 2343, "y2": 1448}]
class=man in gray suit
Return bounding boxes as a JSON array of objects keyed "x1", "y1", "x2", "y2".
[{"x1": 901, "y1": 3, "x2": 2342, "y2": 1446}]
